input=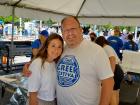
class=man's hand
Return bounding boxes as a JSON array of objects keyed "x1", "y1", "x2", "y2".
[{"x1": 22, "y1": 62, "x2": 31, "y2": 77}]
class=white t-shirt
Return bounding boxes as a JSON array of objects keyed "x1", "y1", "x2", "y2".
[
  {"x1": 56, "y1": 39, "x2": 114, "y2": 105},
  {"x1": 104, "y1": 45, "x2": 120, "y2": 64},
  {"x1": 28, "y1": 58, "x2": 56, "y2": 101}
]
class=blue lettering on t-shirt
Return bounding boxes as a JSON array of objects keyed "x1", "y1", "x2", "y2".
[{"x1": 56, "y1": 55, "x2": 80, "y2": 87}]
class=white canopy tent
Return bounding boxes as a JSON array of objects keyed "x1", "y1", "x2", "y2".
[
  {"x1": 0, "y1": 0, "x2": 140, "y2": 70},
  {"x1": 0, "y1": 0, "x2": 140, "y2": 26}
]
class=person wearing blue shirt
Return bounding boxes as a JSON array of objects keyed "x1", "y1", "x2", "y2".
[
  {"x1": 120, "y1": 29, "x2": 128, "y2": 44},
  {"x1": 123, "y1": 34, "x2": 138, "y2": 85},
  {"x1": 123, "y1": 34, "x2": 138, "y2": 51},
  {"x1": 32, "y1": 30, "x2": 49, "y2": 58},
  {"x1": 107, "y1": 29, "x2": 123, "y2": 60},
  {"x1": 0, "y1": 24, "x2": 3, "y2": 36}
]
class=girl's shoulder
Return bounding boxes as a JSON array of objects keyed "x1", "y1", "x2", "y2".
[{"x1": 31, "y1": 57, "x2": 42, "y2": 65}]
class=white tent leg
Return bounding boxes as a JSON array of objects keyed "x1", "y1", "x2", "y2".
[{"x1": 134, "y1": 26, "x2": 137, "y2": 41}]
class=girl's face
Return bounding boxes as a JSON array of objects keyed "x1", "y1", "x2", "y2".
[{"x1": 47, "y1": 39, "x2": 63, "y2": 61}]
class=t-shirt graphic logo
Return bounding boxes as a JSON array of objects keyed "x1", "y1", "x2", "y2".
[{"x1": 57, "y1": 55, "x2": 80, "y2": 87}]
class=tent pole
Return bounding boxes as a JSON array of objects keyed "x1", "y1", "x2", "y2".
[
  {"x1": 10, "y1": 6, "x2": 15, "y2": 71},
  {"x1": 76, "y1": 0, "x2": 86, "y2": 17},
  {"x1": 134, "y1": 26, "x2": 137, "y2": 41},
  {"x1": 9, "y1": 0, "x2": 22, "y2": 71},
  {"x1": 19, "y1": 17, "x2": 22, "y2": 36}
]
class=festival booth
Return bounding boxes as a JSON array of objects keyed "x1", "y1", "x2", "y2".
[{"x1": 121, "y1": 50, "x2": 140, "y2": 74}]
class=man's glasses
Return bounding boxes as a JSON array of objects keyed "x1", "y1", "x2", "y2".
[{"x1": 63, "y1": 27, "x2": 79, "y2": 34}]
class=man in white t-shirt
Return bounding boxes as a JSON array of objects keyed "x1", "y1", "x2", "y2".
[{"x1": 56, "y1": 16, "x2": 114, "y2": 105}]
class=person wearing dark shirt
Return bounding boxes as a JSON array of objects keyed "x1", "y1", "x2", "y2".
[
  {"x1": 123, "y1": 34, "x2": 138, "y2": 51},
  {"x1": 123, "y1": 34, "x2": 139, "y2": 85},
  {"x1": 32, "y1": 30, "x2": 49, "y2": 58},
  {"x1": 107, "y1": 29, "x2": 123, "y2": 60},
  {"x1": 0, "y1": 24, "x2": 3, "y2": 37},
  {"x1": 89, "y1": 32, "x2": 97, "y2": 42}
]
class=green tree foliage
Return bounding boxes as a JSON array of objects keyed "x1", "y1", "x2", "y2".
[
  {"x1": 43, "y1": 18, "x2": 56, "y2": 27},
  {"x1": 3, "y1": 15, "x2": 19, "y2": 23},
  {"x1": 0, "y1": 16, "x2": 5, "y2": 22},
  {"x1": 0, "y1": 16, "x2": 31, "y2": 23},
  {"x1": 97, "y1": 24, "x2": 135, "y2": 33},
  {"x1": 114, "y1": 26, "x2": 135, "y2": 32},
  {"x1": 22, "y1": 18, "x2": 31, "y2": 22},
  {"x1": 102, "y1": 23, "x2": 114, "y2": 30}
]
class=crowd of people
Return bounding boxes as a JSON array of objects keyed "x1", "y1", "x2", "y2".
[{"x1": 22, "y1": 16, "x2": 139, "y2": 105}]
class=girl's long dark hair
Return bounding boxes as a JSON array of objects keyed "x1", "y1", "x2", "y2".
[
  {"x1": 95, "y1": 36, "x2": 109, "y2": 47},
  {"x1": 127, "y1": 34, "x2": 135, "y2": 50},
  {"x1": 34, "y1": 33, "x2": 64, "y2": 67}
]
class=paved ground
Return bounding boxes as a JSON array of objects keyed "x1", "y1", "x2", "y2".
[{"x1": 119, "y1": 81, "x2": 140, "y2": 105}]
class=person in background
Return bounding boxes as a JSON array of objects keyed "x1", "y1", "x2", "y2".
[
  {"x1": 123, "y1": 34, "x2": 138, "y2": 51},
  {"x1": 107, "y1": 28, "x2": 123, "y2": 61},
  {"x1": 95, "y1": 36, "x2": 124, "y2": 105},
  {"x1": 138, "y1": 35, "x2": 140, "y2": 50},
  {"x1": 123, "y1": 34, "x2": 138, "y2": 85},
  {"x1": 23, "y1": 16, "x2": 114, "y2": 105},
  {"x1": 23, "y1": 30, "x2": 49, "y2": 76},
  {"x1": 0, "y1": 24, "x2": 3, "y2": 37},
  {"x1": 120, "y1": 29, "x2": 128, "y2": 44},
  {"x1": 89, "y1": 32, "x2": 97, "y2": 42},
  {"x1": 28, "y1": 33, "x2": 64, "y2": 105},
  {"x1": 5, "y1": 26, "x2": 8, "y2": 36},
  {"x1": 32, "y1": 30, "x2": 49, "y2": 58}
]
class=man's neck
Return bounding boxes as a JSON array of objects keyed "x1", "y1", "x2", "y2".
[{"x1": 68, "y1": 38, "x2": 84, "y2": 49}]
